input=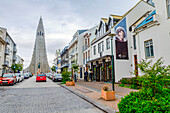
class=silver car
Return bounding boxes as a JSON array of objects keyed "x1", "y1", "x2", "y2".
[{"x1": 52, "y1": 74, "x2": 62, "y2": 82}]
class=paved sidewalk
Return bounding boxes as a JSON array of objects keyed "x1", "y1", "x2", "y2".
[{"x1": 65, "y1": 80, "x2": 139, "y2": 112}]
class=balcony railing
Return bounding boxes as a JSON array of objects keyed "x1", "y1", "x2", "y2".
[
  {"x1": 13, "y1": 46, "x2": 17, "y2": 53},
  {"x1": 3, "y1": 60, "x2": 9, "y2": 67},
  {"x1": 5, "y1": 49, "x2": 10, "y2": 55},
  {"x1": 88, "y1": 57, "x2": 90, "y2": 61},
  {"x1": 5, "y1": 38, "x2": 10, "y2": 45},
  {"x1": 13, "y1": 56, "x2": 17, "y2": 61},
  {"x1": 82, "y1": 45, "x2": 88, "y2": 52}
]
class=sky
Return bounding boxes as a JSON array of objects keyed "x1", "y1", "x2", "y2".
[{"x1": 0, "y1": 0, "x2": 140, "y2": 68}]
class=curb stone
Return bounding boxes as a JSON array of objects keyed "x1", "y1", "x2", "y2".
[{"x1": 59, "y1": 84, "x2": 117, "y2": 113}]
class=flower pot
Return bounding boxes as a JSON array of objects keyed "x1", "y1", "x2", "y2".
[
  {"x1": 66, "y1": 81, "x2": 75, "y2": 86},
  {"x1": 101, "y1": 89, "x2": 115, "y2": 101}
]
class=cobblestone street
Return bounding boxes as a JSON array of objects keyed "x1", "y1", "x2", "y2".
[{"x1": 0, "y1": 76, "x2": 103, "y2": 113}]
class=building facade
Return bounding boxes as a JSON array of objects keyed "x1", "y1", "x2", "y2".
[
  {"x1": 0, "y1": 29, "x2": 5, "y2": 76},
  {"x1": 68, "y1": 30, "x2": 87, "y2": 77},
  {"x1": 0, "y1": 27, "x2": 17, "y2": 74},
  {"x1": 54, "y1": 50, "x2": 61, "y2": 73},
  {"x1": 27, "y1": 17, "x2": 50, "y2": 74},
  {"x1": 81, "y1": 26, "x2": 97, "y2": 80},
  {"x1": 131, "y1": 0, "x2": 170, "y2": 74},
  {"x1": 60, "y1": 46, "x2": 69, "y2": 72}
]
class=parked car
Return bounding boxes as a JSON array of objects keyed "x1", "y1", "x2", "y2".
[
  {"x1": 52, "y1": 74, "x2": 62, "y2": 82},
  {"x1": 28, "y1": 73, "x2": 32, "y2": 77},
  {"x1": 24, "y1": 73, "x2": 29, "y2": 79},
  {"x1": 36, "y1": 74, "x2": 46, "y2": 82},
  {"x1": 15, "y1": 73, "x2": 22, "y2": 83},
  {"x1": 49, "y1": 73, "x2": 53, "y2": 79},
  {"x1": 46, "y1": 73, "x2": 52, "y2": 78},
  {"x1": 20, "y1": 74, "x2": 24, "y2": 81},
  {"x1": 0, "y1": 73, "x2": 17, "y2": 85}
]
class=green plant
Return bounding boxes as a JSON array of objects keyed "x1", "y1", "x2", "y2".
[
  {"x1": 101, "y1": 67, "x2": 104, "y2": 70},
  {"x1": 61, "y1": 71, "x2": 71, "y2": 83},
  {"x1": 51, "y1": 66, "x2": 56, "y2": 72},
  {"x1": 102, "y1": 85, "x2": 109, "y2": 91},
  {"x1": 120, "y1": 78, "x2": 128, "y2": 84},
  {"x1": 118, "y1": 58, "x2": 170, "y2": 112},
  {"x1": 71, "y1": 63, "x2": 79, "y2": 73},
  {"x1": 12, "y1": 63, "x2": 23, "y2": 73},
  {"x1": 108, "y1": 65, "x2": 112, "y2": 69},
  {"x1": 119, "y1": 84, "x2": 125, "y2": 87}
]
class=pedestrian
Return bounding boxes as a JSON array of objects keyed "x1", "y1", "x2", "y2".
[
  {"x1": 89, "y1": 69, "x2": 93, "y2": 82},
  {"x1": 84, "y1": 71, "x2": 88, "y2": 82}
]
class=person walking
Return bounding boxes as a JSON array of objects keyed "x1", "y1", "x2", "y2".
[
  {"x1": 84, "y1": 71, "x2": 88, "y2": 82},
  {"x1": 89, "y1": 69, "x2": 93, "y2": 82}
]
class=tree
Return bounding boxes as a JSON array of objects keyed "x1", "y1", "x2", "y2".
[
  {"x1": 12, "y1": 63, "x2": 23, "y2": 73},
  {"x1": 51, "y1": 66, "x2": 56, "y2": 72}
]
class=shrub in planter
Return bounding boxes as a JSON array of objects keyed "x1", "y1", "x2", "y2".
[
  {"x1": 101, "y1": 85, "x2": 115, "y2": 101},
  {"x1": 118, "y1": 58, "x2": 170, "y2": 112},
  {"x1": 61, "y1": 71, "x2": 71, "y2": 84}
]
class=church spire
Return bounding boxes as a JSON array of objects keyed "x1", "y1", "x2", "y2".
[{"x1": 37, "y1": 16, "x2": 44, "y2": 32}]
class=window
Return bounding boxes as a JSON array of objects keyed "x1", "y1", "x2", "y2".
[
  {"x1": 144, "y1": 40, "x2": 154, "y2": 58},
  {"x1": 102, "y1": 41, "x2": 104, "y2": 51},
  {"x1": 133, "y1": 35, "x2": 136, "y2": 50},
  {"x1": 106, "y1": 38, "x2": 110, "y2": 50},
  {"x1": 94, "y1": 45, "x2": 96, "y2": 55},
  {"x1": 167, "y1": 0, "x2": 170, "y2": 18},
  {"x1": 98, "y1": 43, "x2": 101, "y2": 53},
  {"x1": 98, "y1": 41, "x2": 104, "y2": 53}
]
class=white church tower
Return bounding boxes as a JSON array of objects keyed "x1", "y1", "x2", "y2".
[{"x1": 27, "y1": 17, "x2": 50, "y2": 73}]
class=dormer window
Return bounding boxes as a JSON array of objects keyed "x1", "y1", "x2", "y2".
[{"x1": 40, "y1": 31, "x2": 41, "y2": 35}]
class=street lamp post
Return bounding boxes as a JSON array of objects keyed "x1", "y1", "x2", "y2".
[
  {"x1": 108, "y1": 32, "x2": 116, "y2": 91},
  {"x1": 110, "y1": 36, "x2": 115, "y2": 91}
]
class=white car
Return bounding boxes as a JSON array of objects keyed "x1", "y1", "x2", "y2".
[
  {"x1": 15, "y1": 73, "x2": 22, "y2": 83},
  {"x1": 20, "y1": 74, "x2": 24, "y2": 81},
  {"x1": 24, "y1": 73, "x2": 29, "y2": 79},
  {"x1": 46, "y1": 73, "x2": 52, "y2": 78}
]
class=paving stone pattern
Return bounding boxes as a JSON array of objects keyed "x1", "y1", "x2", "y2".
[{"x1": 0, "y1": 76, "x2": 103, "y2": 113}]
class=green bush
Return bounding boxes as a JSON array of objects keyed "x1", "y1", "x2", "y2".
[
  {"x1": 118, "y1": 90, "x2": 170, "y2": 113},
  {"x1": 119, "y1": 84, "x2": 125, "y2": 87},
  {"x1": 120, "y1": 78, "x2": 128, "y2": 84},
  {"x1": 118, "y1": 58, "x2": 170, "y2": 112},
  {"x1": 61, "y1": 71, "x2": 71, "y2": 83}
]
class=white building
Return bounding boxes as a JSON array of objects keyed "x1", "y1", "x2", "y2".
[
  {"x1": 0, "y1": 27, "x2": 17, "y2": 74},
  {"x1": 89, "y1": 0, "x2": 154, "y2": 82},
  {"x1": 0, "y1": 29, "x2": 5, "y2": 76},
  {"x1": 68, "y1": 30, "x2": 87, "y2": 77},
  {"x1": 16, "y1": 55, "x2": 24, "y2": 65},
  {"x1": 131, "y1": 0, "x2": 170, "y2": 73}
]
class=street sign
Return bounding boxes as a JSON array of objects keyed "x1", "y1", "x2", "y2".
[{"x1": 55, "y1": 67, "x2": 58, "y2": 70}]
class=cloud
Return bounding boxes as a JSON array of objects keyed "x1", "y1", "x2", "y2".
[{"x1": 0, "y1": 0, "x2": 140, "y2": 68}]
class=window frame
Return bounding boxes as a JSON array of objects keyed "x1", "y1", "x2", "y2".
[
  {"x1": 106, "y1": 38, "x2": 110, "y2": 50},
  {"x1": 167, "y1": 0, "x2": 170, "y2": 18},
  {"x1": 93, "y1": 45, "x2": 96, "y2": 55},
  {"x1": 133, "y1": 35, "x2": 137, "y2": 50},
  {"x1": 144, "y1": 39, "x2": 154, "y2": 58}
]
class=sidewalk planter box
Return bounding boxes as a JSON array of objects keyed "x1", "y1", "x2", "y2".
[
  {"x1": 101, "y1": 89, "x2": 115, "y2": 101},
  {"x1": 66, "y1": 81, "x2": 75, "y2": 86}
]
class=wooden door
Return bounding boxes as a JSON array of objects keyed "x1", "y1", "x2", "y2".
[{"x1": 134, "y1": 55, "x2": 138, "y2": 77}]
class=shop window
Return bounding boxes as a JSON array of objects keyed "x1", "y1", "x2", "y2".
[{"x1": 144, "y1": 39, "x2": 154, "y2": 58}]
